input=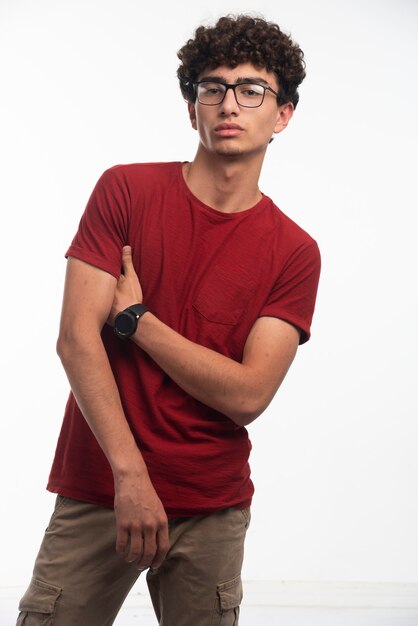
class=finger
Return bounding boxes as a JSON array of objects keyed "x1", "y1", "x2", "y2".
[
  {"x1": 151, "y1": 524, "x2": 170, "y2": 570},
  {"x1": 115, "y1": 526, "x2": 130, "y2": 555},
  {"x1": 125, "y1": 529, "x2": 144, "y2": 563},
  {"x1": 136, "y1": 525, "x2": 158, "y2": 570}
]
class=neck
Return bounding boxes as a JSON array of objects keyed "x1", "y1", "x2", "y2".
[{"x1": 183, "y1": 144, "x2": 266, "y2": 213}]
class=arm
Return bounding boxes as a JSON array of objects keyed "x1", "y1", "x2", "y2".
[
  {"x1": 112, "y1": 247, "x2": 300, "y2": 426},
  {"x1": 56, "y1": 257, "x2": 169, "y2": 569}
]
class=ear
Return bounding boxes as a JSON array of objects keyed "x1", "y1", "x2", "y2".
[
  {"x1": 188, "y1": 102, "x2": 197, "y2": 130},
  {"x1": 273, "y1": 102, "x2": 294, "y2": 135}
]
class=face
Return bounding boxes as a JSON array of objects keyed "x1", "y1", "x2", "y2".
[{"x1": 188, "y1": 63, "x2": 294, "y2": 159}]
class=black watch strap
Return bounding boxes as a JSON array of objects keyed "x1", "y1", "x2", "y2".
[{"x1": 128, "y1": 303, "x2": 150, "y2": 319}]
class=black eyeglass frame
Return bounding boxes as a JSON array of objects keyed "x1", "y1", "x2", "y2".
[{"x1": 193, "y1": 80, "x2": 279, "y2": 108}]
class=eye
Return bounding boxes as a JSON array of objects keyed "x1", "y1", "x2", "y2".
[
  {"x1": 238, "y1": 84, "x2": 265, "y2": 97},
  {"x1": 199, "y1": 82, "x2": 225, "y2": 95}
]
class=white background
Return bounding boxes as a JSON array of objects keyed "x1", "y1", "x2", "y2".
[{"x1": 1, "y1": 0, "x2": 417, "y2": 589}]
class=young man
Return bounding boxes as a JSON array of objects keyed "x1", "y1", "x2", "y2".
[{"x1": 17, "y1": 14, "x2": 320, "y2": 626}]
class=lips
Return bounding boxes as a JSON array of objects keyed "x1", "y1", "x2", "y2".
[
  {"x1": 214, "y1": 123, "x2": 244, "y2": 138},
  {"x1": 214, "y1": 123, "x2": 244, "y2": 131}
]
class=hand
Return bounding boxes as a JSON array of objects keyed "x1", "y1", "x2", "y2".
[
  {"x1": 109, "y1": 246, "x2": 143, "y2": 324},
  {"x1": 114, "y1": 470, "x2": 169, "y2": 570}
]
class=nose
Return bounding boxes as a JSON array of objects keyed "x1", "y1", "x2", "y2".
[{"x1": 219, "y1": 86, "x2": 240, "y2": 116}]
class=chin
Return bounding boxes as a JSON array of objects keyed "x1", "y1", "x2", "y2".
[
  {"x1": 217, "y1": 149, "x2": 244, "y2": 158},
  {"x1": 213, "y1": 143, "x2": 245, "y2": 157},
  {"x1": 217, "y1": 144, "x2": 267, "y2": 160}
]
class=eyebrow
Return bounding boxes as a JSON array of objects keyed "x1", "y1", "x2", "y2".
[{"x1": 198, "y1": 75, "x2": 271, "y2": 86}]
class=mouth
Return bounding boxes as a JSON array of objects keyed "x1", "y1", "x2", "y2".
[{"x1": 214, "y1": 123, "x2": 244, "y2": 137}]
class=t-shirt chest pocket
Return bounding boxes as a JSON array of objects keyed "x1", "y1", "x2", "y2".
[{"x1": 193, "y1": 263, "x2": 255, "y2": 325}]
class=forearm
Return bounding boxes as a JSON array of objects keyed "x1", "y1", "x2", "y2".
[
  {"x1": 131, "y1": 313, "x2": 269, "y2": 425},
  {"x1": 57, "y1": 333, "x2": 147, "y2": 478}
]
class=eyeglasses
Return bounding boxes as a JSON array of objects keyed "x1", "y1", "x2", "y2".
[{"x1": 194, "y1": 81, "x2": 279, "y2": 108}]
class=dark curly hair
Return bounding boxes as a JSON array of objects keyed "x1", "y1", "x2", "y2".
[{"x1": 177, "y1": 15, "x2": 306, "y2": 108}]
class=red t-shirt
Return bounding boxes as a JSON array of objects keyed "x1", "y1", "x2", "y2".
[{"x1": 47, "y1": 162, "x2": 320, "y2": 516}]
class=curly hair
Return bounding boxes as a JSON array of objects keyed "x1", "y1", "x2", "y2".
[{"x1": 177, "y1": 15, "x2": 306, "y2": 108}]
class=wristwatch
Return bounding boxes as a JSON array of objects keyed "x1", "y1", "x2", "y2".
[{"x1": 114, "y1": 303, "x2": 150, "y2": 340}]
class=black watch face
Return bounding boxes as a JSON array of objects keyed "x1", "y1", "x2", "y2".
[{"x1": 115, "y1": 311, "x2": 135, "y2": 337}]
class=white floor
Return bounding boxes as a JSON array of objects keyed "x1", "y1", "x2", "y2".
[
  {"x1": 115, "y1": 607, "x2": 418, "y2": 626},
  {"x1": 4, "y1": 580, "x2": 418, "y2": 625}
]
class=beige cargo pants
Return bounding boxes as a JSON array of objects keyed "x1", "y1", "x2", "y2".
[{"x1": 17, "y1": 496, "x2": 250, "y2": 625}]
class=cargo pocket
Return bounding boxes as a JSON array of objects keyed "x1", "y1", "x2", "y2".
[
  {"x1": 17, "y1": 577, "x2": 62, "y2": 625},
  {"x1": 212, "y1": 575, "x2": 242, "y2": 626}
]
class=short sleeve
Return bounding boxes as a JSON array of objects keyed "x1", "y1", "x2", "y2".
[
  {"x1": 260, "y1": 241, "x2": 321, "y2": 344},
  {"x1": 65, "y1": 167, "x2": 130, "y2": 278}
]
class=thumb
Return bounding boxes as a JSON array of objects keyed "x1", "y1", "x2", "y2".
[{"x1": 121, "y1": 245, "x2": 134, "y2": 274}]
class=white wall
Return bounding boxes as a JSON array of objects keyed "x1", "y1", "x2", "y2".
[{"x1": 1, "y1": 0, "x2": 417, "y2": 588}]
